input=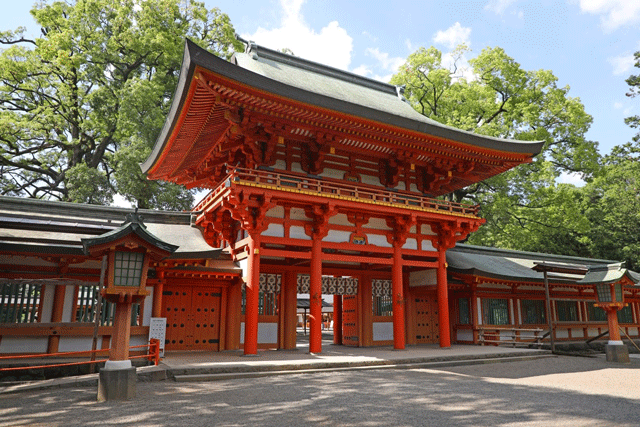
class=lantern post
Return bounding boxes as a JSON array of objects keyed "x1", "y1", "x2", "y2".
[
  {"x1": 82, "y1": 211, "x2": 178, "y2": 401},
  {"x1": 594, "y1": 281, "x2": 630, "y2": 363}
]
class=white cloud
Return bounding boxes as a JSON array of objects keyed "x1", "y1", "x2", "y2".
[
  {"x1": 484, "y1": 0, "x2": 517, "y2": 15},
  {"x1": 577, "y1": 0, "x2": 640, "y2": 32},
  {"x1": 433, "y1": 22, "x2": 472, "y2": 49},
  {"x1": 352, "y1": 64, "x2": 372, "y2": 77},
  {"x1": 365, "y1": 47, "x2": 405, "y2": 73},
  {"x1": 608, "y1": 54, "x2": 636, "y2": 76},
  {"x1": 242, "y1": 0, "x2": 353, "y2": 70},
  {"x1": 614, "y1": 102, "x2": 624, "y2": 109},
  {"x1": 362, "y1": 31, "x2": 377, "y2": 42}
]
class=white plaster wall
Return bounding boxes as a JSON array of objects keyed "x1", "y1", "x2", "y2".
[
  {"x1": 329, "y1": 213, "x2": 352, "y2": 226},
  {"x1": 0, "y1": 337, "x2": 48, "y2": 354},
  {"x1": 274, "y1": 159, "x2": 287, "y2": 170},
  {"x1": 409, "y1": 183, "x2": 419, "y2": 192},
  {"x1": 142, "y1": 292, "x2": 153, "y2": 327},
  {"x1": 628, "y1": 327, "x2": 639, "y2": 336},
  {"x1": 421, "y1": 240, "x2": 435, "y2": 251},
  {"x1": 290, "y1": 226, "x2": 310, "y2": 240},
  {"x1": 266, "y1": 206, "x2": 285, "y2": 218},
  {"x1": 323, "y1": 230, "x2": 351, "y2": 243},
  {"x1": 403, "y1": 238, "x2": 418, "y2": 250},
  {"x1": 290, "y1": 208, "x2": 308, "y2": 221},
  {"x1": 509, "y1": 300, "x2": 515, "y2": 326},
  {"x1": 130, "y1": 336, "x2": 148, "y2": 347},
  {"x1": 500, "y1": 330, "x2": 512, "y2": 341},
  {"x1": 556, "y1": 329, "x2": 569, "y2": 339},
  {"x1": 421, "y1": 224, "x2": 434, "y2": 235},
  {"x1": 366, "y1": 234, "x2": 391, "y2": 248},
  {"x1": 262, "y1": 223, "x2": 285, "y2": 238},
  {"x1": 58, "y1": 337, "x2": 93, "y2": 352},
  {"x1": 396, "y1": 182, "x2": 406, "y2": 191},
  {"x1": 239, "y1": 322, "x2": 279, "y2": 344},
  {"x1": 477, "y1": 298, "x2": 483, "y2": 325},
  {"x1": 587, "y1": 328, "x2": 601, "y2": 337},
  {"x1": 238, "y1": 258, "x2": 248, "y2": 283},
  {"x1": 364, "y1": 218, "x2": 392, "y2": 230},
  {"x1": 361, "y1": 174, "x2": 379, "y2": 186},
  {"x1": 291, "y1": 162, "x2": 304, "y2": 173},
  {"x1": 373, "y1": 322, "x2": 394, "y2": 341},
  {"x1": 62, "y1": 285, "x2": 75, "y2": 322},
  {"x1": 40, "y1": 285, "x2": 55, "y2": 323},
  {"x1": 571, "y1": 328, "x2": 583, "y2": 338},
  {"x1": 321, "y1": 168, "x2": 344, "y2": 180},
  {"x1": 456, "y1": 329, "x2": 474, "y2": 342}
]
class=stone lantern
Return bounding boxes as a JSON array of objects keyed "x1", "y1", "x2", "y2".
[
  {"x1": 581, "y1": 263, "x2": 632, "y2": 363},
  {"x1": 82, "y1": 211, "x2": 177, "y2": 401}
]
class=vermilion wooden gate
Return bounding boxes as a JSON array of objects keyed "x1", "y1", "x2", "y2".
[
  {"x1": 415, "y1": 293, "x2": 439, "y2": 344},
  {"x1": 162, "y1": 284, "x2": 221, "y2": 351},
  {"x1": 342, "y1": 294, "x2": 359, "y2": 346}
]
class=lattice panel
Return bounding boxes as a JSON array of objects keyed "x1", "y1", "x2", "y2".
[{"x1": 297, "y1": 275, "x2": 358, "y2": 295}]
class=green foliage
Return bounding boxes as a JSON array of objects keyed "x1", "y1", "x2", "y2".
[
  {"x1": 581, "y1": 154, "x2": 640, "y2": 270},
  {"x1": 391, "y1": 45, "x2": 600, "y2": 255},
  {"x1": 0, "y1": 0, "x2": 242, "y2": 209}
]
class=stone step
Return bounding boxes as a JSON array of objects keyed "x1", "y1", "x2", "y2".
[{"x1": 173, "y1": 353, "x2": 556, "y2": 383}]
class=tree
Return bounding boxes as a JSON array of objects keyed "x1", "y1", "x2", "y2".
[
  {"x1": 390, "y1": 46, "x2": 600, "y2": 254},
  {"x1": 581, "y1": 146, "x2": 640, "y2": 270},
  {"x1": 0, "y1": 0, "x2": 242, "y2": 209}
]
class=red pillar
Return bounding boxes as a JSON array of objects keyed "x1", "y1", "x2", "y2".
[
  {"x1": 283, "y1": 271, "x2": 298, "y2": 350},
  {"x1": 392, "y1": 241, "x2": 405, "y2": 349},
  {"x1": 437, "y1": 248, "x2": 451, "y2": 347},
  {"x1": 333, "y1": 295, "x2": 343, "y2": 345},
  {"x1": 244, "y1": 235, "x2": 260, "y2": 355},
  {"x1": 606, "y1": 308, "x2": 622, "y2": 342},
  {"x1": 110, "y1": 302, "x2": 133, "y2": 361},
  {"x1": 309, "y1": 235, "x2": 323, "y2": 353}
]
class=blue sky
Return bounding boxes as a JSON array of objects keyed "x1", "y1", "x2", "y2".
[{"x1": 2, "y1": 0, "x2": 640, "y2": 185}]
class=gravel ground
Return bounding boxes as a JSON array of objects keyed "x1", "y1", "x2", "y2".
[{"x1": 1, "y1": 355, "x2": 639, "y2": 427}]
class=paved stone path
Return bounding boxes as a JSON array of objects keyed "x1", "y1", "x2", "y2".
[{"x1": 1, "y1": 355, "x2": 639, "y2": 426}]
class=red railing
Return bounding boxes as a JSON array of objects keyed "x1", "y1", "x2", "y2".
[
  {"x1": 196, "y1": 167, "x2": 480, "y2": 216},
  {"x1": 0, "y1": 339, "x2": 161, "y2": 372}
]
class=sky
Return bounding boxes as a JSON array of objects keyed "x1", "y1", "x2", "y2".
[{"x1": 2, "y1": 0, "x2": 640, "y2": 187}]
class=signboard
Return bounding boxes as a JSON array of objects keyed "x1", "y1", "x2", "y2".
[{"x1": 149, "y1": 317, "x2": 167, "y2": 358}]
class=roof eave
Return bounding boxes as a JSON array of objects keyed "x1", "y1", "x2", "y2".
[{"x1": 142, "y1": 40, "x2": 545, "y2": 176}]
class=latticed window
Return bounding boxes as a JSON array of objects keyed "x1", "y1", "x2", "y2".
[
  {"x1": 587, "y1": 302, "x2": 607, "y2": 322},
  {"x1": 618, "y1": 305, "x2": 634, "y2": 324},
  {"x1": 0, "y1": 283, "x2": 41, "y2": 323},
  {"x1": 113, "y1": 251, "x2": 144, "y2": 287},
  {"x1": 556, "y1": 300, "x2": 578, "y2": 322},
  {"x1": 241, "y1": 289, "x2": 279, "y2": 315},
  {"x1": 482, "y1": 298, "x2": 509, "y2": 325},
  {"x1": 458, "y1": 298, "x2": 470, "y2": 325},
  {"x1": 521, "y1": 299, "x2": 545, "y2": 324},
  {"x1": 373, "y1": 295, "x2": 393, "y2": 316},
  {"x1": 75, "y1": 285, "x2": 139, "y2": 326}
]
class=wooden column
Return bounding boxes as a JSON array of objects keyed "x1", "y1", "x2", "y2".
[
  {"x1": 151, "y1": 270, "x2": 165, "y2": 318},
  {"x1": 283, "y1": 271, "x2": 298, "y2": 350},
  {"x1": 437, "y1": 248, "x2": 451, "y2": 348},
  {"x1": 226, "y1": 279, "x2": 242, "y2": 350},
  {"x1": 110, "y1": 301, "x2": 133, "y2": 360},
  {"x1": 606, "y1": 308, "x2": 623, "y2": 342},
  {"x1": 309, "y1": 235, "x2": 323, "y2": 353},
  {"x1": 333, "y1": 295, "x2": 343, "y2": 345},
  {"x1": 361, "y1": 276, "x2": 373, "y2": 346},
  {"x1": 392, "y1": 241, "x2": 406, "y2": 349},
  {"x1": 244, "y1": 235, "x2": 260, "y2": 355},
  {"x1": 47, "y1": 285, "x2": 66, "y2": 354}
]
